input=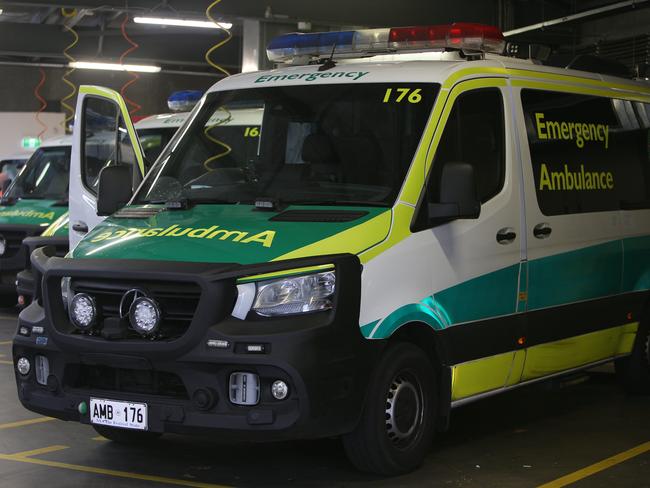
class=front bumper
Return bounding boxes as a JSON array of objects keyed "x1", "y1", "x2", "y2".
[
  {"x1": 14, "y1": 249, "x2": 382, "y2": 440},
  {"x1": 0, "y1": 224, "x2": 44, "y2": 295},
  {"x1": 16, "y1": 236, "x2": 69, "y2": 302}
]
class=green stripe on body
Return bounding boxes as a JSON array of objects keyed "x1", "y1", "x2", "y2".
[{"x1": 366, "y1": 238, "x2": 648, "y2": 339}]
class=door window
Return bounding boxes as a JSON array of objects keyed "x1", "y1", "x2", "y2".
[
  {"x1": 82, "y1": 97, "x2": 137, "y2": 195},
  {"x1": 415, "y1": 88, "x2": 505, "y2": 229}
]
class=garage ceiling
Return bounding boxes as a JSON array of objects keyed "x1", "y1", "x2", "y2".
[{"x1": 0, "y1": 0, "x2": 648, "y2": 75}]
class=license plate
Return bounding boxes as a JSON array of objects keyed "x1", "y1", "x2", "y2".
[{"x1": 90, "y1": 398, "x2": 148, "y2": 430}]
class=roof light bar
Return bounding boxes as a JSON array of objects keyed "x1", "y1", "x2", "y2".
[
  {"x1": 167, "y1": 90, "x2": 204, "y2": 112},
  {"x1": 389, "y1": 23, "x2": 505, "y2": 54},
  {"x1": 267, "y1": 29, "x2": 389, "y2": 63},
  {"x1": 267, "y1": 23, "x2": 505, "y2": 64}
]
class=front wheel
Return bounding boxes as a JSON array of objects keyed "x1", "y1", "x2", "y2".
[
  {"x1": 342, "y1": 342, "x2": 437, "y2": 476},
  {"x1": 616, "y1": 321, "x2": 650, "y2": 394},
  {"x1": 93, "y1": 425, "x2": 162, "y2": 444}
]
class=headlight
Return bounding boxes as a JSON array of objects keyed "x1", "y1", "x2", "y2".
[
  {"x1": 69, "y1": 293, "x2": 97, "y2": 330},
  {"x1": 0, "y1": 235, "x2": 6, "y2": 256},
  {"x1": 252, "y1": 271, "x2": 335, "y2": 317},
  {"x1": 129, "y1": 297, "x2": 161, "y2": 336}
]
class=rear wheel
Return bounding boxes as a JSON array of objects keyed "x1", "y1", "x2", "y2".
[
  {"x1": 92, "y1": 425, "x2": 162, "y2": 444},
  {"x1": 616, "y1": 320, "x2": 650, "y2": 394},
  {"x1": 342, "y1": 342, "x2": 437, "y2": 476}
]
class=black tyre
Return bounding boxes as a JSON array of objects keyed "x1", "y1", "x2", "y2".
[
  {"x1": 616, "y1": 320, "x2": 650, "y2": 394},
  {"x1": 93, "y1": 425, "x2": 162, "y2": 444},
  {"x1": 342, "y1": 342, "x2": 437, "y2": 476}
]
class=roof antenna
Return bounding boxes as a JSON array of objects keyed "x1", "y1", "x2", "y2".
[{"x1": 318, "y1": 42, "x2": 337, "y2": 71}]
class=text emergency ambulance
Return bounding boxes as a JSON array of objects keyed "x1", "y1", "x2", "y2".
[
  {"x1": 13, "y1": 23, "x2": 650, "y2": 475},
  {"x1": 15, "y1": 106, "x2": 193, "y2": 305}
]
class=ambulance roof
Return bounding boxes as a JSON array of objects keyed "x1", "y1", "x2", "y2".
[
  {"x1": 208, "y1": 52, "x2": 649, "y2": 95},
  {"x1": 134, "y1": 112, "x2": 190, "y2": 130},
  {"x1": 39, "y1": 135, "x2": 73, "y2": 148}
]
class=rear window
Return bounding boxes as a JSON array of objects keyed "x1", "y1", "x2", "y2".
[{"x1": 521, "y1": 89, "x2": 650, "y2": 215}]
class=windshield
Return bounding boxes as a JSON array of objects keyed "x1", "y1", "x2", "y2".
[
  {"x1": 0, "y1": 159, "x2": 26, "y2": 180},
  {"x1": 5, "y1": 146, "x2": 70, "y2": 200},
  {"x1": 138, "y1": 83, "x2": 439, "y2": 207},
  {"x1": 137, "y1": 128, "x2": 179, "y2": 168}
]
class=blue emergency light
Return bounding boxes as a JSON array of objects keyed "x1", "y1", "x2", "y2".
[{"x1": 167, "y1": 90, "x2": 204, "y2": 112}]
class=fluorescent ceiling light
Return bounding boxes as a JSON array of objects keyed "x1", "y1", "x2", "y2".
[
  {"x1": 133, "y1": 16, "x2": 232, "y2": 30},
  {"x1": 0, "y1": 9, "x2": 3, "y2": 15},
  {"x1": 69, "y1": 61, "x2": 161, "y2": 73}
]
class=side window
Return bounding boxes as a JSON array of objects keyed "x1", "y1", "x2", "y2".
[
  {"x1": 82, "y1": 98, "x2": 137, "y2": 195},
  {"x1": 427, "y1": 88, "x2": 505, "y2": 206},
  {"x1": 521, "y1": 90, "x2": 650, "y2": 215}
]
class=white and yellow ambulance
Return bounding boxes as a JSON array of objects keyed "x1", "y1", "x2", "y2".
[{"x1": 13, "y1": 23, "x2": 650, "y2": 475}]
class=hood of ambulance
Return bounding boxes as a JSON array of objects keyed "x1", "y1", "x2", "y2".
[
  {"x1": 0, "y1": 198, "x2": 66, "y2": 226},
  {"x1": 72, "y1": 204, "x2": 391, "y2": 264}
]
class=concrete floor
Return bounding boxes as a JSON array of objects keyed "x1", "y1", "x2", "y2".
[{"x1": 1, "y1": 311, "x2": 649, "y2": 488}]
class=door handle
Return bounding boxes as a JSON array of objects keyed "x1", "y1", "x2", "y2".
[
  {"x1": 533, "y1": 223, "x2": 552, "y2": 239},
  {"x1": 72, "y1": 222, "x2": 88, "y2": 234},
  {"x1": 496, "y1": 227, "x2": 517, "y2": 245}
]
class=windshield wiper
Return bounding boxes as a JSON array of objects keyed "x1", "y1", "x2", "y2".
[
  {"x1": 275, "y1": 199, "x2": 390, "y2": 208},
  {"x1": 147, "y1": 197, "x2": 237, "y2": 209},
  {"x1": 0, "y1": 197, "x2": 16, "y2": 206}
]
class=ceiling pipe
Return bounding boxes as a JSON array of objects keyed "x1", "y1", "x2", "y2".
[
  {"x1": 503, "y1": 0, "x2": 650, "y2": 37},
  {"x1": 0, "y1": 59, "x2": 224, "y2": 77}
]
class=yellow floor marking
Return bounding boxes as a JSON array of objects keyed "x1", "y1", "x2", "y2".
[
  {"x1": 0, "y1": 360, "x2": 12, "y2": 365},
  {"x1": 0, "y1": 452, "x2": 233, "y2": 488},
  {"x1": 92, "y1": 436, "x2": 108, "y2": 442},
  {"x1": 11, "y1": 445, "x2": 69, "y2": 458},
  {"x1": 0, "y1": 315, "x2": 18, "y2": 320},
  {"x1": 0, "y1": 341, "x2": 12, "y2": 345},
  {"x1": 538, "y1": 441, "x2": 650, "y2": 488},
  {"x1": 0, "y1": 417, "x2": 55, "y2": 430}
]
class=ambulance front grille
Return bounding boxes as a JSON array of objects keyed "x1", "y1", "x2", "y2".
[
  {"x1": 1, "y1": 230, "x2": 27, "y2": 259},
  {"x1": 68, "y1": 364, "x2": 189, "y2": 399},
  {"x1": 69, "y1": 279, "x2": 201, "y2": 340}
]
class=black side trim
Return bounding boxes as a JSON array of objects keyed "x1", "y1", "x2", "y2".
[
  {"x1": 526, "y1": 292, "x2": 647, "y2": 346},
  {"x1": 269, "y1": 210, "x2": 369, "y2": 222},
  {"x1": 438, "y1": 313, "x2": 525, "y2": 365},
  {"x1": 437, "y1": 292, "x2": 648, "y2": 365}
]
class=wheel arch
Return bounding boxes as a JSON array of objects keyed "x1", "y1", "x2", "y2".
[{"x1": 387, "y1": 321, "x2": 452, "y2": 431}]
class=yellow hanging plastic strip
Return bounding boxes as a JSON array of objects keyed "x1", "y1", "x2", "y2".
[
  {"x1": 202, "y1": 107, "x2": 233, "y2": 171},
  {"x1": 60, "y1": 8, "x2": 79, "y2": 133},
  {"x1": 204, "y1": 0, "x2": 233, "y2": 77},
  {"x1": 201, "y1": 0, "x2": 234, "y2": 171}
]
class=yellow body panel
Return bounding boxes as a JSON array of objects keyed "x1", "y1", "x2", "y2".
[
  {"x1": 522, "y1": 323, "x2": 638, "y2": 381},
  {"x1": 505, "y1": 350, "x2": 526, "y2": 387},
  {"x1": 272, "y1": 209, "x2": 392, "y2": 261},
  {"x1": 451, "y1": 351, "x2": 515, "y2": 401},
  {"x1": 451, "y1": 323, "x2": 639, "y2": 401}
]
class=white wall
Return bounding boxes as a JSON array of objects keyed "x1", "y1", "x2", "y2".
[{"x1": 0, "y1": 112, "x2": 65, "y2": 157}]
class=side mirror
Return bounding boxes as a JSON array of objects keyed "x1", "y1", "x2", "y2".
[
  {"x1": 427, "y1": 162, "x2": 480, "y2": 225},
  {"x1": 96, "y1": 165, "x2": 133, "y2": 216}
]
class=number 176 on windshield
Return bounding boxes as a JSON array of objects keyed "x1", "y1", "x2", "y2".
[{"x1": 383, "y1": 88, "x2": 422, "y2": 104}]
